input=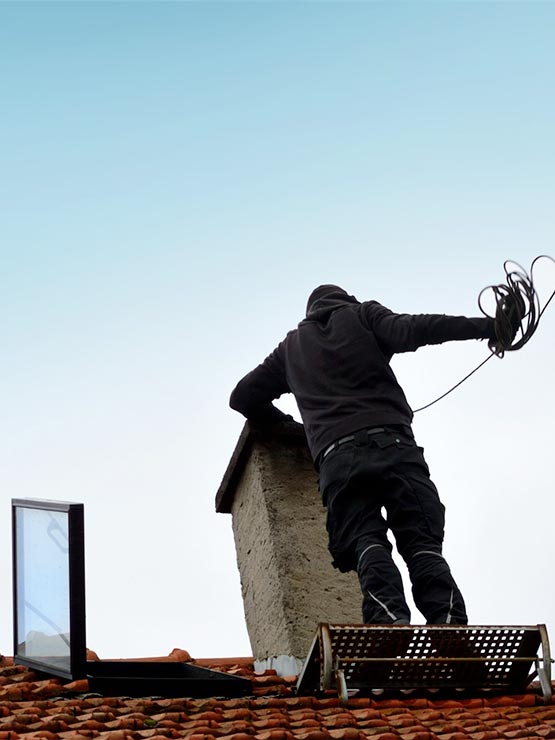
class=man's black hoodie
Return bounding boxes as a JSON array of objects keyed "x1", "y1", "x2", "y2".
[{"x1": 230, "y1": 291, "x2": 494, "y2": 463}]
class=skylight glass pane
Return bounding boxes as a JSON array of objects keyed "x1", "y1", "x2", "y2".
[
  {"x1": 15, "y1": 506, "x2": 72, "y2": 673},
  {"x1": 13, "y1": 499, "x2": 85, "y2": 679}
]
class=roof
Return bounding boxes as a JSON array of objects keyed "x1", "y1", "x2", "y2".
[{"x1": 1, "y1": 651, "x2": 555, "y2": 740}]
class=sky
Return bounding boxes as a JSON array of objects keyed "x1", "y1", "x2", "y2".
[{"x1": 1, "y1": 1, "x2": 554, "y2": 661}]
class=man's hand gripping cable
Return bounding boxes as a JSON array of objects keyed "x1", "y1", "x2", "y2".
[{"x1": 413, "y1": 254, "x2": 555, "y2": 414}]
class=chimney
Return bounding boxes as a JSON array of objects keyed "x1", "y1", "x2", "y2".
[{"x1": 216, "y1": 421, "x2": 361, "y2": 674}]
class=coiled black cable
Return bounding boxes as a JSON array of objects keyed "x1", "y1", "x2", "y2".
[
  {"x1": 479, "y1": 255, "x2": 554, "y2": 357},
  {"x1": 413, "y1": 255, "x2": 554, "y2": 413}
]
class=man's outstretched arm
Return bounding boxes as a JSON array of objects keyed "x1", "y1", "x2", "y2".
[
  {"x1": 230, "y1": 347, "x2": 291, "y2": 424},
  {"x1": 363, "y1": 301, "x2": 496, "y2": 355}
]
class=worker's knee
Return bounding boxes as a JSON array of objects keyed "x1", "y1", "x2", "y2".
[
  {"x1": 404, "y1": 548, "x2": 453, "y2": 581},
  {"x1": 356, "y1": 541, "x2": 393, "y2": 571}
]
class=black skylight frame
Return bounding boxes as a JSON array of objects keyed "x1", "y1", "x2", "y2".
[
  {"x1": 11, "y1": 497, "x2": 253, "y2": 697},
  {"x1": 12, "y1": 498, "x2": 86, "y2": 680}
]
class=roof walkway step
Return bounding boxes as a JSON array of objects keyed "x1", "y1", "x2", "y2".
[{"x1": 297, "y1": 623, "x2": 552, "y2": 705}]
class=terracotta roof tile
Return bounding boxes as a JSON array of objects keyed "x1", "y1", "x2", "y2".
[{"x1": 1, "y1": 652, "x2": 555, "y2": 740}]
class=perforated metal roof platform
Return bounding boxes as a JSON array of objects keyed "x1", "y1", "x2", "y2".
[{"x1": 296, "y1": 624, "x2": 552, "y2": 704}]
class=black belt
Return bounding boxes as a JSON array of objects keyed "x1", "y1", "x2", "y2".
[{"x1": 321, "y1": 427, "x2": 387, "y2": 461}]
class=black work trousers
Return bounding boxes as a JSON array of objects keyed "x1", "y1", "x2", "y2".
[{"x1": 318, "y1": 427, "x2": 467, "y2": 625}]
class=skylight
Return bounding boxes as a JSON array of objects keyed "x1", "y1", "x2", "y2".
[
  {"x1": 12, "y1": 499, "x2": 86, "y2": 679},
  {"x1": 11, "y1": 498, "x2": 252, "y2": 697}
]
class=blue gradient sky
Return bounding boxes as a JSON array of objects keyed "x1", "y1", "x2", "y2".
[{"x1": 1, "y1": 2, "x2": 554, "y2": 659}]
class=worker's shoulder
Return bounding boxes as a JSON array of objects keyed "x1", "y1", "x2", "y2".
[
  {"x1": 354, "y1": 299, "x2": 386, "y2": 320},
  {"x1": 360, "y1": 299, "x2": 388, "y2": 310},
  {"x1": 359, "y1": 299, "x2": 394, "y2": 317},
  {"x1": 271, "y1": 327, "x2": 300, "y2": 351}
]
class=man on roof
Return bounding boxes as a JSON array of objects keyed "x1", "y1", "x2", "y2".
[{"x1": 229, "y1": 285, "x2": 497, "y2": 625}]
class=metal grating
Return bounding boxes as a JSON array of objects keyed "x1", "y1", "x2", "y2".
[
  {"x1": 330, "y1": 625, "x2": 539, "y2": 689},
  {"x1": 296, "y1": 623, "x2": 552, "y2": 703}
]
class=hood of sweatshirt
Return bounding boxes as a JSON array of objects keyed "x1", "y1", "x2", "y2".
[{"x1": 304, "y1": 286, "x2": 360, "y2": 322}]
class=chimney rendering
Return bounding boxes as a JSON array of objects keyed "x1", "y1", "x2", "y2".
[{"x1": 216, "y1": 421, "x2": 360, "y2": 673}]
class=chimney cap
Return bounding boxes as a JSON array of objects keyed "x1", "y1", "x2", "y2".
[{"x1": 215, "y1": 420, "x2": 307, "y2": 513}]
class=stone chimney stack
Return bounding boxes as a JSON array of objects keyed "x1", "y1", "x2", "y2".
[{"x1": 216, "y1": 421, "x2": 361, "y2": 672}]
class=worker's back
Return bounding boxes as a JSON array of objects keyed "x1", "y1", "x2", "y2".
[{"x1": 281, "y1": 299, "x2": 413, "y2": 460}]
